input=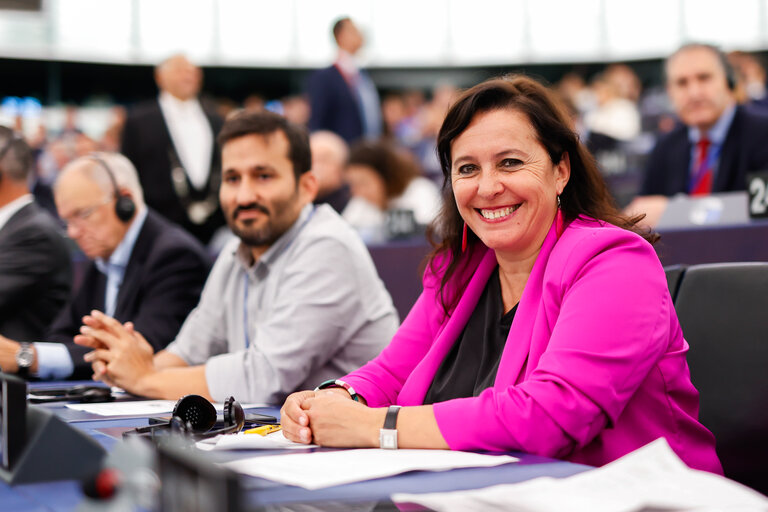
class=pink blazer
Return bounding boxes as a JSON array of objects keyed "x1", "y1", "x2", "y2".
[{"x1": 344, "y1": 216, "x2": 722, "y2": 473}]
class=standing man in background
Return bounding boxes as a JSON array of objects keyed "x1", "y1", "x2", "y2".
[
  {"x1": 0, "y1": 126, "x2": 71, "y2": 344},
  {"x1": 121, "y1": 54, "x2": 224, "y2": 245},
  {"x1": 307, "y1": 17, "x2": 382, "y2": 144}
]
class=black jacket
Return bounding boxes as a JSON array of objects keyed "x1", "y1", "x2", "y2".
[
  {"x1": 641, "y1": 106, "x2": 768, "y2": 196},
  {"x1": 46, "y1": 210, "x2": 211, "y2": 379},
  {"x1": 0, "y1": 202, "x2": 72, "y2": 340}
]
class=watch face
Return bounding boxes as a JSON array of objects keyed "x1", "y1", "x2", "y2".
[{"x1": 16, "y1": 347, "x2": 34, "y2": 368}]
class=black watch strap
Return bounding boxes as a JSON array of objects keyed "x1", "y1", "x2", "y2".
[{"x1": 383, "y1": 405, "x2": 401, "y2": 429}]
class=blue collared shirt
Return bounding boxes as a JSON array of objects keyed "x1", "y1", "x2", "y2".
[
  {"x1": 95, "y1": 208, "x2": 147, "y2": 317},
  {"x1": 34, "y1": 209, "x2": 148, "y2": 380},
  {"x1": 687, "y1": 104, "x2": 736, "y2": 185}
]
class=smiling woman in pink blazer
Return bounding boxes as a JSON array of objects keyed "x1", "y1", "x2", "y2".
[{"x1": 281, "y1": 75, "x2": 722, "y2": 474}]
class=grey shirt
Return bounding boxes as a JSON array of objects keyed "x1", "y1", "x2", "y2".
[{"x1": 165, "y1": 204, "x2": 399, "y2": 403}]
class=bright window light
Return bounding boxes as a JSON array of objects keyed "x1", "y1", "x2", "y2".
[
  {"x1": 448, "y1": 0, "x2": 527, "y2": 65},
  {"x1": 527, "y1": 0, "x2": 602, "y2": 61},
  {"x1": 55, "y1": 0, "x2": 132, "y2": 60},
  {"x1": 605, "y1": 0, "x2": 681, "y2": 58},
  {"x1": 218, "y1": 0, "x2": 294, "y2": 65},
  {"x1": 137, "y1": 0, "x2": 215, "y2": 62},
  {"x1": 683, "y1": 0, "x2": 762, "y2": 49},
  {"x1": 370, "y1": 0, "x2": 449, "y2": 66}
]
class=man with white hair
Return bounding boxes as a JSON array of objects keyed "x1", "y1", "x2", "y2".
[{"x1": 0, "y1": 152, "x2": 211, "y2": 379}]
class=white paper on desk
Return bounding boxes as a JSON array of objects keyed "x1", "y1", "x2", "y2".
[
  {"x1": 393, "y1": 438, "x2": 768, "y2": 512},
  {"x1": 65, "y1": 399, "x2": 268, "y2": 416},
  {"x1": 197, "y1": 430, "x2": 315, "y2": 451},
  {"x1": 222, "y1": 449, "x2": 517, "y2": 490}
]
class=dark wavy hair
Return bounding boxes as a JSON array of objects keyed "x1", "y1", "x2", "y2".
[
  {"x1": 427, "y1": 74, "x2": 656, "y2": 315},
  {"x1": 347, "y1": 140, "x2": 420, "y2": 200}
]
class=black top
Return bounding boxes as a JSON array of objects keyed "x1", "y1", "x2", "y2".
[{"x1": 423, "y1": 268, "x2": 517, "y2": 404}]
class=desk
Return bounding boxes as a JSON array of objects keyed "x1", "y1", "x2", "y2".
[{"x1": 1, "y1": 383, "x2": 591, "y2": 511}]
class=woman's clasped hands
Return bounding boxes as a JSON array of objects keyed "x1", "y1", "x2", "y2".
[{"x1": 280, "y1": 389, "x2": 385, "y2": 447}]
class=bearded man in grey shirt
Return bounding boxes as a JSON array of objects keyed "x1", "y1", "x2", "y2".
[{"x1": 77, "y1": 110, "x2": 398, "y2": 403}]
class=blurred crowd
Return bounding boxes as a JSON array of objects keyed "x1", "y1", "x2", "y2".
[{"x1": 3, "y1": 19, "x2": 768, "y2": 248}]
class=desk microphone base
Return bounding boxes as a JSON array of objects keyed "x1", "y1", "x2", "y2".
[{"x1": 0, "y1": 405, "x2": 106, "y2": 485}]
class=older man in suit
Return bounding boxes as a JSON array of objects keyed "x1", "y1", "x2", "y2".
[
  {"x1": 121, "y1": 54, "x2": 224, "y2": 244},
  {"x1": 306, "y1": 17, "x2": 381, "y2": 144},
  {"x1": 626, "y1": 44, "x2": 768, "y2": 226},
  {"x1": 0, "y1": 152, "x2": 211, "y2": 379},
  {"x1": 0, "y1": 127, "x2": 71, "y2": 348}
]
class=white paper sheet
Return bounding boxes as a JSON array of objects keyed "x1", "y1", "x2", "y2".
[
  {"x1": 65, "y1": 399, "x2": 268, "y2": 416},
  {"x1": 393, "y1": 438, "x2": 768, "y2": 512},
  {"x1": 197, "y1": 430, "x2": 315, "y2": 451},
  {"x1": 222, "y1": 449, "x2": 518, "y2": 490}
]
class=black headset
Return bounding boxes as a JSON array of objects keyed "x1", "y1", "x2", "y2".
[
  {"x1": 89, "y1": 154, "x2": 137, "y2": 223},
  {"x1": 126, "y1": 395, "x2": 245, "y2": 441}
]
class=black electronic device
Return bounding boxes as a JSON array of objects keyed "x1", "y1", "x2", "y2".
[
  {"x1": 0, "y1": 372, "x2": 105, "y2": 484},
  {"x1": 27, "y1": 384, "x2": 114, "y2": 404},
  {"x1": 126, "y1": 395, "x2": 244, "y2": 441},
  {"x1": 157, "y1": 438, "x2": 243, "y2": 512},
  {"x1": 1, "y1": 373, "x2": 26, "y2": 470},
  {"x1": 89, "y1": 153, "x2": 136, "y2": 222}
]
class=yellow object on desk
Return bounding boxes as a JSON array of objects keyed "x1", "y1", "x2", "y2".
[{"x1": 244, "y1": 424, "x2": 282, "y2": 436}]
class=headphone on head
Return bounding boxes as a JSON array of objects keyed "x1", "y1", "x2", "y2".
[
  {"x1": 89, "y1": 154, "x2": 136, "y2": 223},
  {"x1": 126, "y1": 395, "x2": 245, "y2": 441},
  {"x1": 712, "y1": 46, "x2": 737, "y2": 91}
]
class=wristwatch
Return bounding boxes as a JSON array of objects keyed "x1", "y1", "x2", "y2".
[
  {"x1": 15, "y1": 343, "x2": 34, "y2": 378},
  {"x1": 379, "y1": 405, "x2": 401, "y2": 450}
]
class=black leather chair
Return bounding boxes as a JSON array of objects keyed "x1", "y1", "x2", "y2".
[
  {"x1": 663, "y1": 264, "x2": 688, "y2": 302},
  {"x1": 674, "y1": 262, "x2": 768, "y2": 494}
]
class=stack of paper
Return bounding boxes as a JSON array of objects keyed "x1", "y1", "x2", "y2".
[
  {"x1": 222, "y1": 449, "x2": 518, "y2": 489},
  {"x1": 393, "y1": 438, "x2": 768, "y2": 512}
]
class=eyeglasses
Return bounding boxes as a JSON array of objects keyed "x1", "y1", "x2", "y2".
[{"x1": 61, "y1": 198, "x2": 112, "y2": 229}]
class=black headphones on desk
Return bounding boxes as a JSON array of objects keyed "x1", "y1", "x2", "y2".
[{"x1": 126, "y1": 395, "x2": 245, "y2": 441}]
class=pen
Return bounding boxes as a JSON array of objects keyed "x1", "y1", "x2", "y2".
[{"x1": 244, "y1": 424, "x2": 282, "y2": 436}]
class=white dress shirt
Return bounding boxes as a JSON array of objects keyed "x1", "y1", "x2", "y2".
[{"x1": 158, "y1": 91, "x2": 214, "y2": 190}]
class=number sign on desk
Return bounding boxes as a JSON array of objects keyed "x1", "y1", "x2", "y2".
[{"x1": 747, "y1": 171, "x2": 768, "y2": 218}]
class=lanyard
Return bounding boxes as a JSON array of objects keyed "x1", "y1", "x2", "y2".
[{"x1": 242, "y1": 205, "x2": 317, "y2": 349}]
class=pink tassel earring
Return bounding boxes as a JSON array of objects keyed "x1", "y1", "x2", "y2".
[
  {"x1": 555, "y1": 195, "x2": 564, "y2": 239},
  {"x1": 461, "y1": 222, "x2": 468, "y2": 252}
]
